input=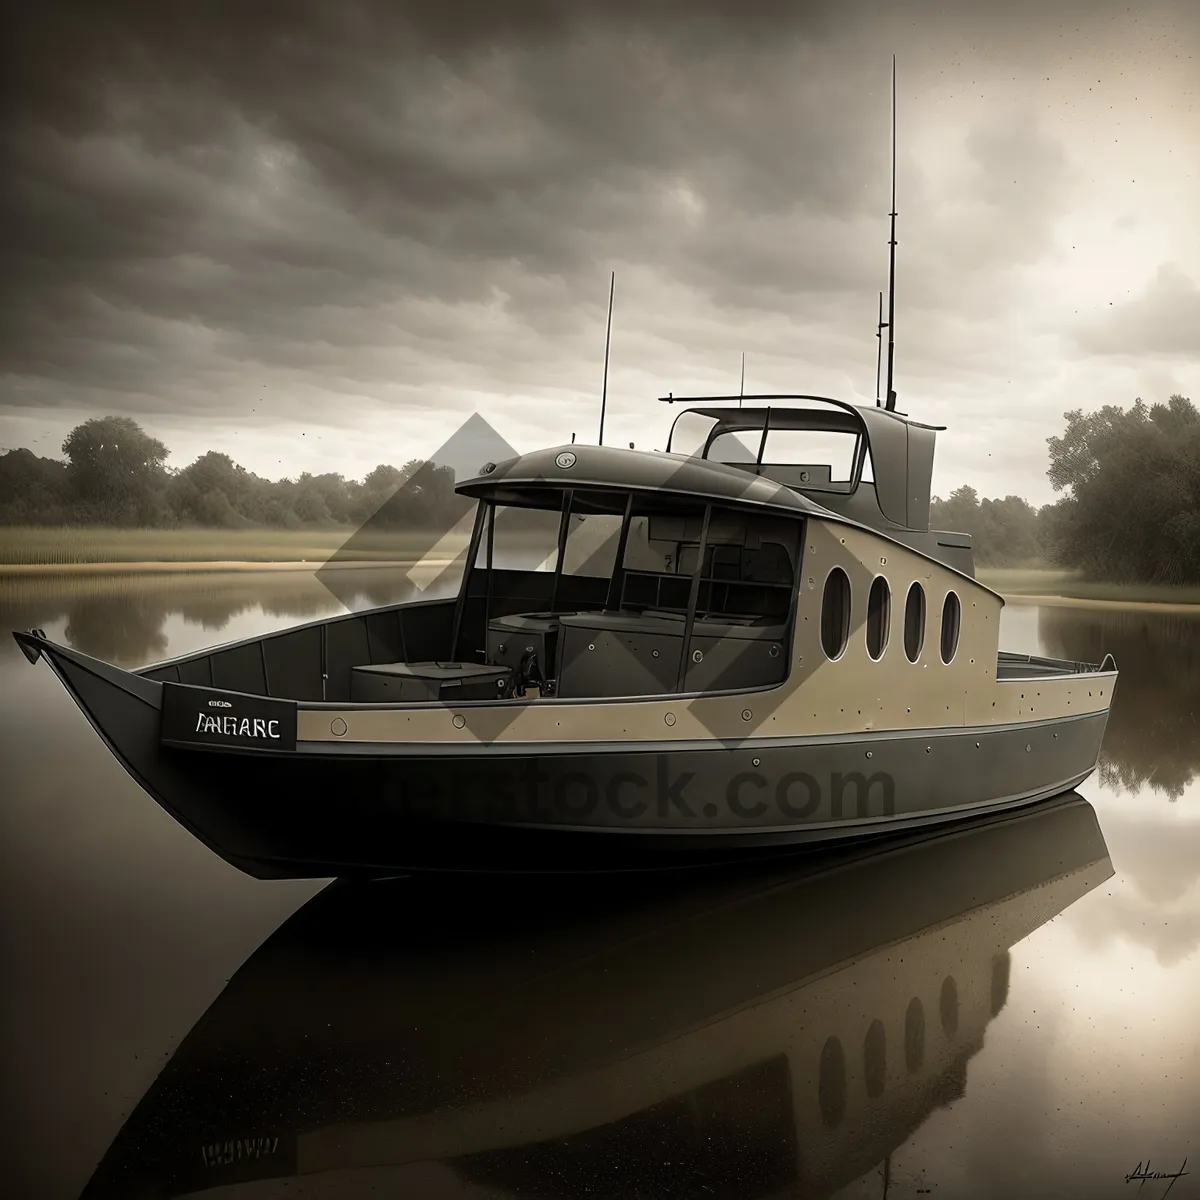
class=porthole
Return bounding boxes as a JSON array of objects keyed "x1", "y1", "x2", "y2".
[
  {"x1": 905, "y1": 997, "x2": 925, "y2": 1073},
  {"x1": 863, "y1": 1018, "x2": 887, "y2": 1098},
  {"x1": 904, "y1": 582, "x2": 926, "y2": 663},
  {"x1": 991, "y1": 953, "x2": 1011, "y2": 1018},
  {"x1": 866, "y1": 575, "x2": 890, "y2": 660},
  {"x1": 940, "y1": 975, "x2": 959, "y2": 1036},
  {"x1": 818, "y1": 1036, "x2": 847, "y2": 1127},
  {"x1": 820, "y1": 567, "x2": 852, "y2": 660},
  {"x1": 941, "y1": 590, "x2": 961, "y2": 664}
]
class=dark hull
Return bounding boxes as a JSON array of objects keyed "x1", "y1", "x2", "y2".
[{"x1": 17, "y1": 632, "x2": 1109, "y2": 879}]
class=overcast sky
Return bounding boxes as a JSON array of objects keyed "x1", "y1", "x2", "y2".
[{"x1": 2, "y1": 0, "x2": 1198, "y2": 505}]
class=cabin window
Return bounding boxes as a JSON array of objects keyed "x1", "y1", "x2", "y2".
[
  {"x1": 476, "y1": 504, "x2": 561, "y2": 571},
  {"x1": 820, "y1": 567, "x2": 852, "y2": 659},
  {"x1": 940, "y1": 591, "x2": 961, "y2": 664},
  {"x1": 561, "y1": 511, "x2": 624, "y2": 579},
  {"x1": 707, "y1": 426, "x2": 861, "y2": 492},
  {"x1": 903, "y1": 582, "x2": 925, "y2": 663},
  {"x1": 866, "y1": 576, "x2": 890, "y2": 660}
]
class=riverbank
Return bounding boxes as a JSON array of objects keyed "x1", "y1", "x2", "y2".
[
  {"x1": 0, "y1": 525, "x2": 471, "y2": 567},
  {"x1": 4, "y1": 532, "x2": 1200, "y2": 610},
  {"x1": 0, "y1": 559, "x2": 453, "y2": 576},
  {"x1": 975, "y1": 568, "x2": 1200, "y2": 609}
]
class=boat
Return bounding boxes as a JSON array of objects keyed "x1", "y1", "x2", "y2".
[
  {"x1": 78, "y1": 793, "x2": 1113, "y2": 1198},
  {"x1": 9, "y1": 64, "x2": 1117, "y2": 879},
  {"x1": 10, "y1": 392, "x2": 1119, "y2": 878}
]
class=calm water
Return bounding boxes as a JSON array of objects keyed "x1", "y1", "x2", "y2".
[{"x1": 1, "y1": 573, "x2": 1196, "y2": 1200}]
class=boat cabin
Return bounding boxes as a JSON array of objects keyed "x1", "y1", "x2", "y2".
[
  {"x1": 347, "y1": 397, "x2": 977, "y2": 706},
  {"x1": 409, "y1": 441, "x2": 817, "y2": 703}
]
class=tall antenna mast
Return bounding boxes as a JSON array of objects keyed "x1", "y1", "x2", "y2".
[
  {"x1": 875, "y1": 291, "x2": 884, "y2": 406},
  {"x1": 739, "y1": 352, "x2": 745, "y2": 408},
  {"x1": 598, "y1": 271, "x2": 615, "y2": 445},
  {"x1": 884, "y1": 54, "x2": 898, "y2": 412}
]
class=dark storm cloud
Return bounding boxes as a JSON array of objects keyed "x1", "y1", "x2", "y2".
[
  {"x1": 1, "y1": 0, "x2": 1196, "y2": 437},
  {"x1": 0, "y1": 0, "x2": 883, "y2": 416}
]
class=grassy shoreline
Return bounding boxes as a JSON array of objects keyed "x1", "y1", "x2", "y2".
[
  {"x1": 3, "y1": 529, "x2": 1200, "y2": 609},
  {"x1": 975, "y1": 568, "x2": 1200, "y2": 608},
  {"x1": 0, "y1": 525, "x2": 470, "y2": 566}
]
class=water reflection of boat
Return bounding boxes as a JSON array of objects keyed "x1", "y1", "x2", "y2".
[{"x1": 80, "y1": 793, "x2": 1111, "y2": 1199}]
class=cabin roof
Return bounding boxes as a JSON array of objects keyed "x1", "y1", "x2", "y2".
[{"x1": 455, "y1": 443, "x2": 826, "y2": 518}]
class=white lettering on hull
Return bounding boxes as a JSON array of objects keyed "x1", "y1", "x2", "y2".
[{"x1": 193, "y1": 713, "x2": 281, "y2": 739}]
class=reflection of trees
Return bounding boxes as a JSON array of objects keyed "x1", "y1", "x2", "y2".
[
  {"x1": 1, "y1": 571, "x2": 418, "y2": 668},
  {"x1": 64, "y1": 595, "x2": 170, "y2": 666},
  {"x1": 1039, "y1": 606, "x2": 1200, "y2": 799}
]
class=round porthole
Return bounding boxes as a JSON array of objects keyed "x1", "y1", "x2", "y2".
[
  {"x1": 821, "y1": 567, "x2": 852, "y2": 660},
  {"x1": 940, "y1": 975, "x2": 960, "y2": 1036},
  {"x1": 866, "y1": 575, "x2": 890, "y2": 660},
  {"x1": 863, "y1": 1018, "x2": 886, "y2": 1098},
  {"x1": 905, "y1": 997, "x2": 925, "y2": 1073},
  {"x1": 904, "y1": 582, "x2": 926, "y2": 663}
]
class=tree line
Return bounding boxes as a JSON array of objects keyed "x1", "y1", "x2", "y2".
[
  {"x1": 0, "y1": 416, "x2": 459, "y2": 530},
  {"x1": 2, "y1": 396, "x2": 1196, "y2": 581},
  {"x1": 935, "y1": 392, "x2": 1199, "y2": 579}
]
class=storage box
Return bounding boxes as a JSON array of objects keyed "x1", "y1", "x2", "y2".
[{"x1": 350, "y1": 661, "x2": 517, "y2": 703}]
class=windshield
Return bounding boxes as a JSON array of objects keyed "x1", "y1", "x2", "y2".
[
  {"x1": 665, "y1": 403, "x2": 864, "y2": 493},
  {"x1": 474, "y1": 491, "x2": 626, "y2": 578},
  {"x1": 708, "y1": 428, "x2": 861, "y2": 486}
]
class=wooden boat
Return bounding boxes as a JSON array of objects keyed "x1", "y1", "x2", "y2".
[
  {"x1": 11, "y1": 394, "x2": 1117, "y2": 878},
  {"x1": 78, "y1": 794, "x2": 1113, "y2": 1198}
]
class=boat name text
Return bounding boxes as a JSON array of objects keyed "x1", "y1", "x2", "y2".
[{"x1": 194, "y1": 713, "x2": 282, "y2": 738}]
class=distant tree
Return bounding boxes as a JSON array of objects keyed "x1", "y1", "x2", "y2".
[
  {"x1": 1047, "y1": 394, "x2": 1200, "y2": 582},
  {"x1": 930, "y1": 485, "x2": 1042, "y2": 567},
  {"x1": 167, "y1": 452, "x2": 257, "y2": 526},
  {"x1": 0, "y1": 448, "x2": 70, "y2": 523},
  {"x1": 61, "y1": 416, "x2": 169, "y2": 525}
]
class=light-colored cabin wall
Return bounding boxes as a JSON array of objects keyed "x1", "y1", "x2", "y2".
[
  {"x1": 788, "y1": 517, "x2": 1113, "y2": 731},
  {"x1": 787, "y1": 518, "x2": 1001, "y2": 731}
]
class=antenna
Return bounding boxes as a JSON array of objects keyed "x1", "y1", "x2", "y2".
[
  {"x1": 598, "y1": 271, "x2": 615, "y2": 445},
  {"x1": 884, "y1": 54, "x2": 898, "y2": 412},
  {"x1": 875, "y1": 291, "x2": 885, "y2": 406},
  {"x1": 739, "y1": 352, "x2": 745, "y2": 408}
]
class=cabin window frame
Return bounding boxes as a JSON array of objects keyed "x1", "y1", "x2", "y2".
[
  {"x1": 865, "y1": 574, "x2": 891, "y2": 661},
  {"x1": 940, "y1": 590, "x2": 961, "y2": 664},
  {"x1": 820, "y1": 566, "x2": 853, "y2": 661},
  {"x1": 687, "y1": 408, "x2": 871, "y2": 497},
  {"x1": 903, "y1": 581, "x2": 926, "y2": 664}
]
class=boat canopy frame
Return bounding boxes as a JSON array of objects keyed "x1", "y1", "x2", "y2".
[{"x1": 660, "y1": 394, "x2": 945, "y2": 531}]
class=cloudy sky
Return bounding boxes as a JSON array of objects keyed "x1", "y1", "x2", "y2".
[{"x1": 2, "y1": 0, "x2": 1198, "y2": 505}]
